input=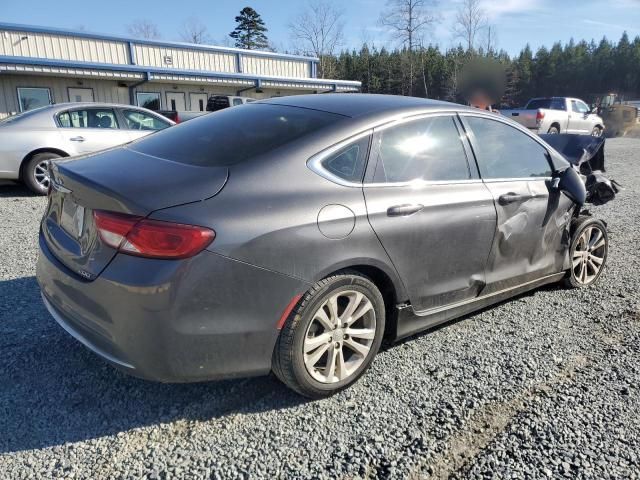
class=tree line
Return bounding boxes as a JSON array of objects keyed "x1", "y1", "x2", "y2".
[
  {"x1": 331, "y1": 33, "x2": 640, "y2": 106},
  {"x1": 125, "y1": 0, "x2": 640, "y2": 106}
]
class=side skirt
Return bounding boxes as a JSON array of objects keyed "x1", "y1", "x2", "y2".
[{"x1": 395, "y1": 272, "x2": 566, "y2": 341}]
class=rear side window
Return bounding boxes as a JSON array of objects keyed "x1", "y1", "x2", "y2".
[
  {"x1": 320, "y1": 136, "x2": 370, "y2": 183},
  {"x1": 371, "y1": 115, "x2": 471, "y2": 183},
  {"x1": 130, "y1": 104, "x2": 345, "y2": 166},
  {"x1": 526, "y1": 98, "x2": 566, "y2": 111},
  {"x1": 465, "y1": 116, "x2": 552, "y2": 179},
  {"x1": 58, "y1": 109, "x2": 118, "y2": 129}
]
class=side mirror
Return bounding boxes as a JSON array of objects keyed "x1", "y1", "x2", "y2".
[{"x1": 556, "y1": 167, "x2": 586, "y2": 205}]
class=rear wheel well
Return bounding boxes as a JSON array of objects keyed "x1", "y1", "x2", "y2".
[
  {"x1": 549, "y1": 122, "x2": 561, "y2": 131},
  {"x1": 328, "y1": 265, "x2": 399, "y2": 343},
  {"x1": 20, "y1": 148, "x2": 69, "y2": 180}
]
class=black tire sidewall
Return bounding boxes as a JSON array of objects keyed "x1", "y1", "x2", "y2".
[
  {"x1": 23, "y1": 153, "x2": 59, "y2": 195},
  {"x1": 548, "y1": 126, "x2": 560, "y2": 134},
  {"x1": 566, "y1": 217, "x2": 608, "y2": 288},
  {"x1": 287, "y1": 275, "x2": 385, "y2": 397}
]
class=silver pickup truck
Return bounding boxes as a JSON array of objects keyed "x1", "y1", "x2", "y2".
[{"x1": 502, "y1": 97, "x2": 605, "y2": 136}]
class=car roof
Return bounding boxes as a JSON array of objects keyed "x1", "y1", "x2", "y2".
[
  {"x1": 259, "y1": 93, "x2": 471, "y2": 119},
  {"x1": 48, "y1": 102, "x2": 150, "y2": 111}
]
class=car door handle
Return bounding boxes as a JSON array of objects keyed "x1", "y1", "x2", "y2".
[
  {"x1": 386, "y1": 204, "x2": 424, "y2": 217},
  {"x1": 498, "y1": 193, "x2": 531, "y2": 205},
  {"x1": 70, "y1": 136, "x2": 85, "y2": 142}
]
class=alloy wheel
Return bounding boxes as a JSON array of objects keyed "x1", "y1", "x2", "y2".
[
  {"x1": 303, "y1": 290, "x2": 376, "y2": 384},
  {"x1": 572, "y1": 225, "x2": 606, "y2": 285},
  {"x1": 34, "y1": 160, "x2": 51, "y2": 189}
]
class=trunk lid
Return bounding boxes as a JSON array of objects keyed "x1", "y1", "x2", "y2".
[{"x1": 42, "y1": 147, "x2": 228, "y2": 280}]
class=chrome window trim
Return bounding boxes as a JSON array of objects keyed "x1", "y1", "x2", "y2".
[
  {"x1": 364, "y1": 178, "x2": 483, "y2": 188},
  {"x1": 482, "y1": 177, "x2": 553, "y2": 183},
  {"x1": 372, "y1": 110, "x2": 462, "y2": 132},
  {"x1": 307, "y1": 109, "x2": 557, "y2": 189},
  {"x1": 458, "y1": 111, "x2": 556, "y2": 153}
]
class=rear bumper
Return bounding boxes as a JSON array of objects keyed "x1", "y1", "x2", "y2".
[{"x1": 37, "y1": 232, "x2": 309, "y2": 382}]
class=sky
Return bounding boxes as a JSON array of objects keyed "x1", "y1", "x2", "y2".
[{"x1": 2, "y1": 0, "x2": 640, "y2": 57}]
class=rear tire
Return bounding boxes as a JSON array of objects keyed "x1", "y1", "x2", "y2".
[
  {"x1": 273, "y1": 272, "x2": 385, "y2": 399},
  {"x1": 562, "y1": 217, "x2": 608, "y2": 288},
  {"x1": 547, "y1": 125, "x2": 560, "y2": 134},
  {"x1": 22, "y1": 152, "x2": 60, "y2": 195},
  {"x1": 591, "y1": 126, "x2": 603, "y2": 137}
]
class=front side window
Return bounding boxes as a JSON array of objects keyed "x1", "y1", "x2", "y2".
[
  {"x1": 232, "y1": 98, "x2": 244, "y2": 106},
  {"x1": 129, "y1": 104, "x2": 345, "y2": 166},
  {"x1": 123, "y1": 110, "x2": 170, "y2": 131},
  {"x1": 17, "y1": 87, "x2": 52, "y2": 112},
  {"x1": 465, "y1": 116, "x2": 552, "y2": 179},
  {"x1": 371, "y1": 115, "x2": 471, "y2": 183},
  {"x1": 136, "y1": 92, "x2": 161, "y2": 111},
  {"x1": 571, "y1": 100, "x2": 589, "y2": 114},
  {"x1": 57, "y1": 109, "x2": 119, "y2": 129}
]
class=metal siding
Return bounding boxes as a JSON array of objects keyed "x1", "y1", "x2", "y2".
[
  {"x1": 0, "y1": 29, "x2": 128, "y2": 64},
  {"x1": 241, "y1": 55, "x2": 309, "y2": 78},
  {"x1": 133, "y1": 44, "x2": 236, "y2": 73}
]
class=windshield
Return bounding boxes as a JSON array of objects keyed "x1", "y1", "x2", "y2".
[
  {"x1": 526, "y1": 98, "x2": 566, "y2": 111},
  {"x1": 129, "y1": 104, "x2": 346, "y2": 167}
]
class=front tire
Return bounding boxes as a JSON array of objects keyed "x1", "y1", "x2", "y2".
[
  {"x1": 563, "y1": 217, "x2": 608, "y2": 288},
  {"x1": 591, "y1": 126, "x2": 603, "y2": 137},
  {"x1": 273, "y1": 272, "x2": 385, "y2": 399},
  {"x1": 22, "y1": 152, "x2": 60, "y2": 195}
]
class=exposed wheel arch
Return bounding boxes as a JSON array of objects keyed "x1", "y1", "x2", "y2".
[
  {"x1": 548, "y1": 123, "x2": 561, "y2": 134},
  {"x1": 20, "y1": 148, "x2": 70, "y2": 180}
]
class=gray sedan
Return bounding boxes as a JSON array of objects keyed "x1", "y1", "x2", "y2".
[
  {"x1": 36, "y1": 94, "x2": 608, "y2": 398},
  {"x1": 0, "y1": 103, "x2": 173, "y2": 194}
]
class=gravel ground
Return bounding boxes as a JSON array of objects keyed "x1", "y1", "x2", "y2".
[{"x1": 0, "y1": 138, "x2": 639, "y2": 480}]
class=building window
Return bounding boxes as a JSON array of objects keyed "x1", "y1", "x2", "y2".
[
  {"x1": 136, "y1": 92, "x2": 161, "y2": 111},
  {"x1": 17, "y1": 87, "x2": 52, "y2": 112}
]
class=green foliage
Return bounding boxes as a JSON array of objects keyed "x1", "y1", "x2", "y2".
[
  {"x1": 331, "y1": 32, "x2": 640, "y2": 106},
  {"x1": 229, "y1": 7, "x2": 269, "y2": 50}
]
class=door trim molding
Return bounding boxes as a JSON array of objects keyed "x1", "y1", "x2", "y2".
[{"x1": 396, "y1": 272, "x2": 566, "y2": 340}]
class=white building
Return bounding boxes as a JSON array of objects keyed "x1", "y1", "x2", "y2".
[{"x1": 0, "y1": 22, "x2": 361, "y2": 118}]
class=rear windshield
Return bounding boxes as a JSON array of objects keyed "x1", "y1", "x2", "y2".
[
  {"x1": 526, "y1": 98, "x2": 566, "y2": 111},
  {"x1": 130, "y1": 104, "x2": 345, "y2": 166}
]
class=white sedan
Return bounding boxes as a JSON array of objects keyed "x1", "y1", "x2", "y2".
[{"x1": 0, "y1": 103, "x2": 174, "y2": 194}]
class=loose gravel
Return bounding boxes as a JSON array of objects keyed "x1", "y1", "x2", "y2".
[{"x1": 1, "y1": 138, "x2": 639, "y2": 480}]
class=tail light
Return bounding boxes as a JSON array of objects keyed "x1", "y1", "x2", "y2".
[
  {"x1": 93, "y1": 210, "x2": 215, "y2": 259},
  {"x1": 536, "y1": 110, "x2": 545, "y2": 123}
]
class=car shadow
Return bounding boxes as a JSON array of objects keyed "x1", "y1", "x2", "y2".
[
  {"x1": 0, "y1": 276, "x2": 307, "y2": 454},
  {"x1": 0, "y1": 181, "x2": 35, "y2": 198}
]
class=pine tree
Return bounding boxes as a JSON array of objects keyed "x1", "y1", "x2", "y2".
[{"x1": 229, "y1": 7, "x2": 269, "y2": 50}]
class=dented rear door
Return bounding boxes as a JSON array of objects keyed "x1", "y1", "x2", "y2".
[{"x1": 461, "y1": 114, "x2": 574, "y2": 294}]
